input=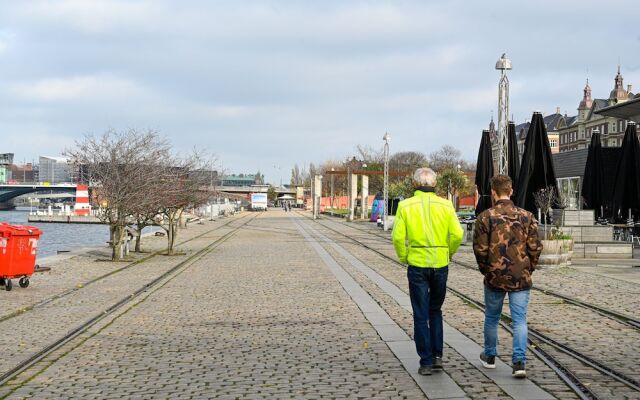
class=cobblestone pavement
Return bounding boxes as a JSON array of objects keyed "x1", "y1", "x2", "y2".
[
  {"x1": 304, "y1": 217, "x2": 575, "y2": 400},
  {"x1": 5, "y1": 212, "x2": 425, "y2": 399},
  {"x1": 335, "y1": 219, "x2": 640, "y2": 320},
  {"x1": 5, "y1": 211, "x2": 639, "y2": 399},
  {"x1": 455, "y1": 249, "x2": 640, "y2": 319},
  {"x1": 0, "y1": 215, "x2": 246, "y2": 380},
  {"x1": 311, "y1": 215, "x2": 640, "y2": 399},
  {"x1": 0, "y1": 215, "x2": 242, "y2": 321}
]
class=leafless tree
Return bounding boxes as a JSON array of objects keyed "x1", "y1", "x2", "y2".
[
  {"x1": 533, "y1": 186, "x2": 558, "y2": 238},
  {"x1": 356, "y1": 144, "x2": 384, "y2": 164},
  {"x1": 65, "y1": 129, "x2": 171, "y2": 260},
  {"x1": 128, "y1": 180, "x2": 164, "y2": 253},
  {"x1": 428, "y1": 145, "x2": 462, "y2": 172},
  {"x1": 154, "y1": 151, "x2": 213, "y2": 255},
  {"x1": 389, "y1": 151, "x2": 428, "y2": 172}
]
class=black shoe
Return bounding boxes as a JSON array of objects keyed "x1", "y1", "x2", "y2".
[
  {"x1": 512, "y1": 362, "x2": 526, "y2": 378},
  {"x1": 433, "y1": 356, "x2": 443, "y2": 370},
  {"x1": 418, "y1": 365, "x2": 432, "y2": 376},
  {"x1": 480, "y1": 352, "x2": 496, "y2": 369}
]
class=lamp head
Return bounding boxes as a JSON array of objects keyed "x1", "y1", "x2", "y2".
[
  {"x1": 383, "y1": 132, "x2": 391, "y2": 142},
  {"x1": 495, "y1": 53, "x2": 512, "y2": 70}
]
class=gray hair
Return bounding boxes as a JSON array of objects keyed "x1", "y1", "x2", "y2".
[{"x1": 413, "y1": 168, "x2": 437, "y2": 187}]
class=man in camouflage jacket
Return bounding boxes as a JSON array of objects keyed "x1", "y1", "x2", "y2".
[{"x1": 473, "y1": 175, "x2": 542, "y2": 378}]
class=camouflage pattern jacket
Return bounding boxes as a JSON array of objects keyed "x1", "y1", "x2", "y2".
[{"x1": 473, "y1": 199, "x2": 542, "y2": 292}]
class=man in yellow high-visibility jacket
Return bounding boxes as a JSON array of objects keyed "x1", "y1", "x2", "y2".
[{"x1": 392, "y1": 167, "x2": 464, "y2": 376}]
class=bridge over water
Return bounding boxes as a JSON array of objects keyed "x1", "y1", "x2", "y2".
[{"x1": 0, "y1": 184, "x2": 78, "y2": 210}]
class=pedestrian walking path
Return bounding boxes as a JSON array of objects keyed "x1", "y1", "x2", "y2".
[
  {"x1": 1, "y1": 211, "x2": 584, "y2": 399},
  {"x1": 295, "y1": 218, "x2": 553, "y2": 400}
]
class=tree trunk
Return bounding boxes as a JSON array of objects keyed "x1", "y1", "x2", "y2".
[
  {"x1": 113, "y1": 224, "x2": 123, "y2": 261},
  {"x1": 134, "y1": 225, "x2": 143, "y2": 253},
  {"x1": 166, "y1": 215, "x2": 175, "y2": 255},
  {"x1": 110, "y1": 224, "x2": 117, "y2": 260},
  {"x1": 178, "y1": 209, "x2": 186, "y2": 229},
  {"x1": 169, "y1": 222, "x2": 177, "y2": 254}
]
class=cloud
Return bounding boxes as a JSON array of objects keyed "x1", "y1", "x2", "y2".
[
  {"x1": 12, "y1": 0, "x2": 159, "y2": 34},
  {"x1": 9, "y1": 75, "x2": 148, "y2": 102},
  {"x1": 0, "y1": 0, "x2": 639, "y2": 183}
]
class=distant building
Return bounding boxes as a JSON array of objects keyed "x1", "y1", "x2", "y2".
[
  {"x1": 0, "y1": 154, "x2": 14, "y2": 184},
  {"x1": 487, "y1": 110, "x2": 560, "y2": 173},
  {"x1": 595, "y1": 89, "x2": 640, "y2": 123},
  {"x1": 8, "y1": 163, "x2": 37, "y2": 183},
  {"x1": 514, "y1": 111, "x2": 561, "y2": 156},
  {"x1": 221, "y1": 174, "x2": 261, "y2": 187},
  {"x1": 559, "y1": 67, "x2": 635, "y2": 152},
  {"x1": 38, "y1": 156, "x2": 73, "y2": 184}
]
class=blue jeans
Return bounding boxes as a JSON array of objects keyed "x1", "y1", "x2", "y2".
[
  {"x1": 483, "y1": 286, "x2": 530, "y2": 364},
  {"x1": 407, "y1": 266, "x2": 448, "y2": 366}
]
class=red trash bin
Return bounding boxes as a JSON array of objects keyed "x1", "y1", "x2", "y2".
[{"x1": 0, "y1": 223, "x2": 43, "y2": 291}]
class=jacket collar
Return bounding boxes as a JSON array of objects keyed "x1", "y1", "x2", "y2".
[
  {"x1": 495, "y1": 199, "x2": 513, "y2": 206},
  {"x1": 414, "y1": 186, "x2": 436, "y2": 197}
]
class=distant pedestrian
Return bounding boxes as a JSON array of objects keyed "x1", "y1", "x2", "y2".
[
  {"x1": 392, "y1": 168, "x2": 464, "y2": 376},
  {"x1": 473, "y1": 175, "x2": 542, "y2": 378}
]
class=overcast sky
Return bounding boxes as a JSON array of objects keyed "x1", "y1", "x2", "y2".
[{"x1": 1, "y1": 1, "x2": 639, "y2": 184}]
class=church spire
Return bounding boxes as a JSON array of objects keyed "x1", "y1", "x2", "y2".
[
  {"x1": 579, "y1": 78, "x2": 592, "y2": 109},
  {"x1": 609, "y1": 65, "x2": 627, "y2": 103}
]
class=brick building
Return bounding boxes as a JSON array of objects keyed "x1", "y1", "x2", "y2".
[{"x1": 559, "y1": 67, "x2": 636, "y2": 152}]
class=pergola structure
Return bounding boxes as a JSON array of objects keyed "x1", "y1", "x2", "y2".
[{"x1": 314, "y1": 169, "x2": 411, "y2": 221}]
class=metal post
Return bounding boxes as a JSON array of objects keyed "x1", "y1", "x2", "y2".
[
  {"x1": 330, "y1": 168, "x2": 335, "y2": 208},
  {"x1": 383, "y1": 132, "x2": 390, "y2": 231},
  {"x1": 361, "y1": 174, "x2": 369, "y2": 220},
  {"x1": 496, "y1": 54, "x2": 512, "y2": 176}
]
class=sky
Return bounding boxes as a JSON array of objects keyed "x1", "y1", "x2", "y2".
[{"x1": 1, "y1": 0, "x2": 639, "y2": 185}]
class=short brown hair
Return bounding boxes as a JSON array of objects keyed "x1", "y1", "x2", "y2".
[{"x1": 491, "y1": 175, "x2": 512, "y2": 196}]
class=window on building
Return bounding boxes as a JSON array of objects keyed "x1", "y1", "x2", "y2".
[{"x1": 550, "y1": 139, "x2": 557, "y2": 148}]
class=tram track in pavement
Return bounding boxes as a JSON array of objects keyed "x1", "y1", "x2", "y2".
[
  {"x1": 300, "y1": 212, "x2": 640, "y2": 400},
  {"x1": 0, "y1": 213, "x2": 259, "y2": 396},
  {"x1": 0, "y1": 213, "x2": 249, "y2": 325},
  {"x1": 321, "y1": 216, "x2": 640, "y2": 331}
]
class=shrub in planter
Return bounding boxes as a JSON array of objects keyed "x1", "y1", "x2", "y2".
[
  {"x1": 538, "y1": 239, "x2": 562, "y2": 267},
  {"x1": 551, "y1": 231, "x2": 574, "y2": 267}
]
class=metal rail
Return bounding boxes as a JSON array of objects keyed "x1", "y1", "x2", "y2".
[
  {"x1": 327, "y1": 217, "x2": 640, "y2": 331},
  {"x1": 453, "y1": 259, "x2": 640, "y2": 330},
  {"x1": 0, "y1": 214, "x2": 257, "y2": 389},
  {"x1": 305, "y1": 214, "x2": 640, "y2": 398},
  {"x1": 0, "y1": 214, "x2": 248, "y2": 324}
]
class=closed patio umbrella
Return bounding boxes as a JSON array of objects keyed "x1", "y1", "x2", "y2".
[
  {"x1": 515, "y1": 112, "x2": 559, "y2": 215},
  {"x1": 475, "y1": 130, "x2": 494, "y2": 216},
  {"x1": 507, "y1": 121, "x2": 520, "y2": 194},
  {"x1": 611, "y1": 121, "x2": 640, "y2": 222},
  {"x1": 581, "y1": 129, "x2": 606, "y2": 217}
]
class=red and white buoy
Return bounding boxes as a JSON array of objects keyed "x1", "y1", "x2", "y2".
[{"x1": 74, "y1": 184, "x2": 91, "y2": 216}]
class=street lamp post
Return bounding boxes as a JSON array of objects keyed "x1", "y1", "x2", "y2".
[
  {"x1": 496, "y1": 53, "x2": 512, "y2": 176},
  {"x1": 453, "y1": 164, "x2": 461, "y2": 210},
  {"x1": 383, "y1": 132, "x2": 390, "y2": 231}
]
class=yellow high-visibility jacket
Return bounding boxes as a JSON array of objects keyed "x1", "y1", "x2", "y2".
[{"x1": 392, "y1": 190, "x2": 464, "y2": 268}]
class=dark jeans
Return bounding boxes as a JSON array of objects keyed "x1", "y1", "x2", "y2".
[{"x1": 407, "y1": 265, "x2": 448, "y2": 366}]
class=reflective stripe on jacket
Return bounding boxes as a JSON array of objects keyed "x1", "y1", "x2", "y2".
[{"x1": 392, "y1": 190, "x2": 464, "y2": 268}]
